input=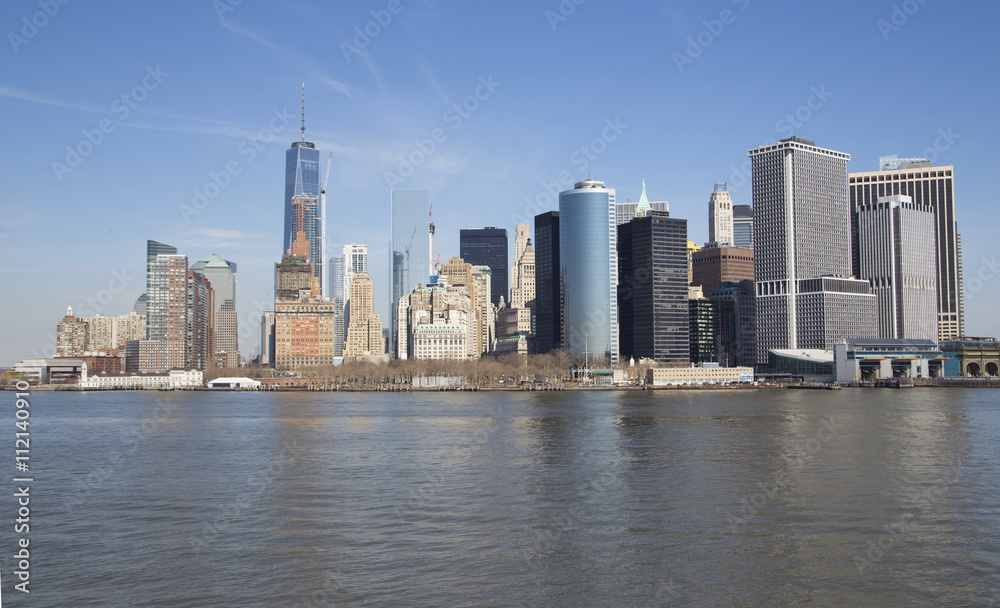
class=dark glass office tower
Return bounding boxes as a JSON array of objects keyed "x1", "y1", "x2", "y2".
[
  {"x1": 534, "y1": 211, "x2": 561, "y2": 353},
  {"x1": 460, "y1": 227, "x2": 508, "y2": 306},
  {"x1": 617, "y1": 211, "x2": 689, "y2": 363},
  {"x1": 689, "y1": 299, "x2": 717, "y2": 364},
  {"x1": 733, "y1": 205, "x2": 754, "y2": 250}
]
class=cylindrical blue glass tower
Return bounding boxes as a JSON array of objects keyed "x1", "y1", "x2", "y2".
[{"x1": 559, "y1": 179, "x2": 617, "y2": 362}]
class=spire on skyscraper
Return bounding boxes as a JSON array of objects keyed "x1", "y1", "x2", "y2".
[
  {"x1": 636, "y1": 179, "x2": 651, "y2": 216},
  {"x1": 301, "y1": 82, "x2": 306, "y2": 143}
]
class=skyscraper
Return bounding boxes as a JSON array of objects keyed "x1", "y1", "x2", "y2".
[
  {"x1": 689, "y1": 299, "x2": 717, "y2": 364},
  {"x1": 191, "y1": 254, "x2": 239, "y2": 368},
  {"x1": 283, "y1": 87, "x2": 321, "y2": 252},
  {"x1": 56, "y1": 306, "x2": 88, "y2": 357},
  {"x1": 343, "y1": 273, "x2": 385, "y2": 361},
  {"x1": 146, "y1": 248, "x2": 189, "y2": 370},
  {"x1": 273, "y1": 232, "x2": 336, "y2": 371},
  {"x1": 534, "y1": 211, "x2": 561, "y2": 354},
  {"x1": 439, "y1": 256, "x2": 492, "y2": 357},
  {"x1": 691, "y1": 247, "x2": 754, "y2": 294},
  {"x1": 733, "y1": 205, "x2": 754, "y2": 250},
  {"x1": 748, "y1": 137, "x2": 876, "y2": 363},
  {"x1": 615, "y1": 179, "x2": 669, "y2": 226},
  {"x1": 559, "y1": 179, "x2": 618, "y2": 362},
  {"x1": 186, "y1": 269, "x2": 214, "y2": 371},
  {"x1": 329, "y1": 256, "x2": 345, "y2": 357},
  {"x1": 708, "y1": 280, "x2": 757, "y2": 368},
  {"x1": 708, "y1": 183, "x2": 734, "y2": 247},
  {"x1": 390, "y1": 189, "x2": 431, "y2": 356},
  {"x1": 341, "y1": 243, "x2": 369, "y2": 322},
  {"x1": 857, "y1": 195, "x2": 937, "y2": 341},
  {"x1": 510, "y1": 223, "x2": 531, "y2": 301},
  {"x1": 849, "y1": 160, "x2": 963, "y2": 341},
  {"x1": 459, "y1": 227, "x2": 508, "y2": 306},
  {"x1": 617, "y1": 211, "x2": 689, "y2": 363}
]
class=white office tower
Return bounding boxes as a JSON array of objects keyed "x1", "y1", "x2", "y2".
[
  {"x1": 857, "y1": 195, "x2": 937, "y2": 341},
  {"x1": 708, "y1": 183, "x2": 734, "y2": 247},
  {"x1": 748, "y1": 137, "x2": 876, "y2": 364}
]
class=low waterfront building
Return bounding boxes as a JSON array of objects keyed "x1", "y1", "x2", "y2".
[
  {"x1": 646, "y1": 364, "x2": 754, "y2": 386},
  {"x1": 13, "y1": 358, "x2": 83, "y2": 385},
  {"x1": 939, "y1": 337, "x2": 1000, "y2": 377},
  {"x1": 769, "y1": 338, "x2": 946, "y2": 383},
  {"x1": 834, "y1": 339, "x2": 943, "y2": 382},
  {"x1": 206, "y1": 377, "x2": 262, "y2": 389},
  {"x1": 78, "y1": 365, "x2": 203, "y2": 389}
]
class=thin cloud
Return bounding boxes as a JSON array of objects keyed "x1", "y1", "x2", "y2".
[
  {"x1": 220, "y1": 21, "x2": 355, "y2": 99},
  {"x1": 0, "y1": 85, "x2": 102, "y2": 114},
  {"x1": 189, "y1": 228, "x2": 268, "y2": 240}
]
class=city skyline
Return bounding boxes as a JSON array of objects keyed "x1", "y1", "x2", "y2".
[{"x1": 2, "y1": 1, "x2": 999, "y2": 365}]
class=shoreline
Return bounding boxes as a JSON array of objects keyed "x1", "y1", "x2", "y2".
[{"x1": 5, "y1": 380, "x2": 998, "y2": 392}]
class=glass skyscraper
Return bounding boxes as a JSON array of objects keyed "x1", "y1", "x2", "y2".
[
  {"x1": 283, "y1": 92, "x2": 323, "y2": 295},
  {"x1": 191, "y1": 254, "x2": 239, "y2": 368},
  {"x1": 733, "y1": 205, "x2": 754, "y2": 250},
  {"x1": 390, "y1": 189, "x2": 431, "y2": 356},
  {"x1": 534, "y1": 211, "x2": 561, "y2": 354},
  {"x1": 559, "y1": 179, "x2": 618, "y2": 362},
  {"x1": 617, "y1": 211, "x2": 689, "y2": 363},
  {"x1": 459, "y1": 227, "x2": 508, "y2": 306},
  {"x1": 284, "y1": 143, "x2": 320, "y2": 252}
]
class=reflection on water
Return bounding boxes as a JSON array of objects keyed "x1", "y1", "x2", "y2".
[{"x1": 5, "y1": 389, "x2": 999, "y2": 606}]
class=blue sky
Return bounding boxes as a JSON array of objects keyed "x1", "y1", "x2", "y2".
[{"x1": 1, "y1": 0, "x2": 998, "y2": 365}]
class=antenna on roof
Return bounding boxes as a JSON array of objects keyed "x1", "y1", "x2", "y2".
[{"x1": 300, "y1": 82, "x2": 306, "y2": 142}]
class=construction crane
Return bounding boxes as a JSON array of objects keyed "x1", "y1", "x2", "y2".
[
  {"x1": 319, "y1": 152, "x2": 332, "y2": 299},
  {"x1": 321, "y1": 151, "x2": 332, "y2": 194}
]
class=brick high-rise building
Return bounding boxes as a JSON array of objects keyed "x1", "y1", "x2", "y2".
[
  {"x1": 56, "y1": 306, "x2": 88, "y2": 357},
  {"x1": 691, "y1": 247, "x2": 754, "y2": 294}
]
